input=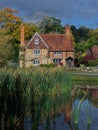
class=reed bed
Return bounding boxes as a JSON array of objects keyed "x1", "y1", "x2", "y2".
[{"x1": 0, "y1": 67, "x2": 98, "y2": 130}]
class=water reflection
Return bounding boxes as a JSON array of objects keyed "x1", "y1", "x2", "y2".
[{"x1": 38, "y1": 89, "x2": 98, "y2": 130}]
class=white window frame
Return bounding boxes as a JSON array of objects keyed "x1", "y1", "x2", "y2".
[
  {"x1": 33, "y1": 59, "x2": 40, "y2": 65},
  {"x1": 33, "y1": 49, "x2": 40, "y2": 55},
  {"x1": 54, "y1": 51, "x2": 62, "y2": 55},
  {"x1": 34, "y1": 37, "x2": 39, "y2": 45},
  {"x1": 53, "y1": 59, "x2": 62, "y2": 64}
]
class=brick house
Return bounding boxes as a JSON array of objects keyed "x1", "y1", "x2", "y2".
[
  {"x1": 83, "y1": 45, "x2": 98, "y2": 63},
  {"x1": 19, "y1": 24, "x2": 74, "y2": 67}
]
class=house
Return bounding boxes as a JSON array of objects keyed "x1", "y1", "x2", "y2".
[
  {"x1": 83, "y1": 46, "x2": 98, "y2": 64},
  {"x1": 19, "y1": 24, "x2": 74, "y2": 67}
]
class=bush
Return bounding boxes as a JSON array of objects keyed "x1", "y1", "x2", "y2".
[
  {"x1": 88, "y1": 59, "x2": 98, "y2": 67},
  {"x1": 39, "y1": 63, "x2": 57, "y2": 68}
]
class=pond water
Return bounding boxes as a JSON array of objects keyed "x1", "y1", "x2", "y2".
[{"x1": 38, "y1": 99, "x2": 98, "y2": 130}]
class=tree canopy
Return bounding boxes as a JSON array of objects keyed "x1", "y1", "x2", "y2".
[
  {"x1": 38, "y1": 16, "x2": 64, "y2": 34},
  {"x1": 0, "y1": 28, "x2": 14, "y2": 67},
  {"x1": 0, "y1": 7, "x2": 21, "y2": 30}
]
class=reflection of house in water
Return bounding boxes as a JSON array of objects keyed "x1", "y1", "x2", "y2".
[
  {"x1": 19, "y1": 24, "x2": 74, "y2": 67},
  {"x1": 65, "y1": 88, "x2": 98, "y2": 120}
]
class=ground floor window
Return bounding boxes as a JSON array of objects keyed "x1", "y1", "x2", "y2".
[
  {"x1": 33, "y1": 59, "x2": 40, "y2": 65},
  {"x1": 53, "y1": 59, "x2": 62, "y2": 65}
]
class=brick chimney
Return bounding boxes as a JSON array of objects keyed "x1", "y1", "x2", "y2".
[
  {"x1": 65, "y1": 25, "x2": 70, "y2": 36},
  {"x1": 20, "y1": 23, "x2": 25, "y2": 48}
]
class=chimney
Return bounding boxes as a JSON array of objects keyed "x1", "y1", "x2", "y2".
[
  {"x1": 20, "y1": 23, "x2": 25, "y2": 48},
  {"x1": 65, "y1": 25, "x2": 70, "y2": 36}
]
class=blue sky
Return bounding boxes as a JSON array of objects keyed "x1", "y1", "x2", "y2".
[{"x1": 0, "y1": 0, "x2": 98, "y2": 28}]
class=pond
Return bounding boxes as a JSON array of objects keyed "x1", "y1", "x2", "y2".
[{"x1": 38, "y1": 89, "x2": 98, "y2": 130}]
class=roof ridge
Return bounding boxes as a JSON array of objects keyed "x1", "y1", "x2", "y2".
[{"x1": 41, "y1": 34, "x2": 64, "y2": 36}]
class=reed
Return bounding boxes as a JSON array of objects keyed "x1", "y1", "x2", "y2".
[{"x1": 0, "y1": 67, "x2": 98, "y2": 130}]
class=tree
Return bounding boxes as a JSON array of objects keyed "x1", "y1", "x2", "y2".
[
  {"x1": 11, "y1": 23, "x2": 40, "y2": 62},
  {"x1": 78, "y1": 26, "x2": 90, "y2": 42},
  {"x1": 38, "y1": 16, "x2": 64, "y2": 34},
  {"x1": 0, "y1": 28, "x2": 14, "y2": 67},
  {"x1": 12, "y1": 23, "x2": 40, "y2": 42},
  {"x1": 0, "y1": 7, "x2": 21, "y2": 31},
  {"x1": 71, "y1": 25, "x2": 90, "y2": 43}
]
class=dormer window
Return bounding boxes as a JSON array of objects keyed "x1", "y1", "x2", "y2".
[{"x1": 34, "y1": 37, "x2": 39, "y2": 45}]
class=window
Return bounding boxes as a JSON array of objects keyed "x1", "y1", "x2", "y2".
[
  {"x1": 34, "y1": 37, "x2": 39, "y2": 45},
  {"x1": 33, "y1": 59, "x2": 40, "y2": 65},
  {"x1": 33, "y1": 49, "x2": 40, "y2": 55},
  {"x1": 54, "y1": 51, "x2": 62, "y2": 55},
  {"x1": 53, "y1": 59, "x2": 62, "y2": 64}
]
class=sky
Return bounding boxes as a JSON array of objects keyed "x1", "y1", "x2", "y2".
[{"x1": 0, "y1": 0, "x2": 98, "y2": 28}]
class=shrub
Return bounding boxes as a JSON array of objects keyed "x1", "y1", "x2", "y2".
[
  {"x1": 88, "y1": 59, "x2": 98, "y2": 67},
  {"x1": 39, "y1": 63, "x2": 57, "y2": 68}
]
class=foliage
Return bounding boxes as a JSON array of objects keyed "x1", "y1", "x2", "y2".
[
  {"x1": 0, "y1": 67, "x2": 98, "y2": 129},
  {"x1": 0, "y1": 68, "x2": 72, "y2": 129},
  {"x1": 39, "y1": 63, "x2": 57, "y2": 68},
  {"x1": 0, "y1": 7, "x2": 21, "y2": 30},
  {"x1": 12, "y1": 23, "x2": 40, "y2": 42},
  {"x1": 88, "y1": 59, "x2": 98, "y2": 67},
  {"x1": 0, "y1": 28, "x2": 15, "y2": 67},
  {"x1": 38, "y1": 16, "x2": 64, "y2": 34},
  {"x1": 71, "y1": 74, "x2": 98, "y2": 86},
  {"x1": 71, "y1": 25, "x2": 90, "y2": 43}
]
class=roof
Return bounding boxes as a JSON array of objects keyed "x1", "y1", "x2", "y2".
[
  {"x1": 41, "y1": 34, "x2": 74, "y2": 51},
  {"x1": 25, "y1": 33, "x2": 74, "y2": 51},
  {"x1": 91, "y1": 45, "x2": 98, "y2": 58}
]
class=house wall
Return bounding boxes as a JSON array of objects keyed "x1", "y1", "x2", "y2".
[
  {"x1": 41, "y1": 49, "x2": 48, "y2": 64},
  {"x1": 25, "y1": 49, "x2": 49, "y2": 67},
  {"x1": 66, "y1": 52, "x2": 74, "y2": 58},
  {"x1": 49, "y1": 51, "x2": 74, "y2": 65},
  {"x1": 24, "y1": 49, "x2": 74, "y2": 67},
  {"x1": 19, "y1": 49, "x2": 25, "y2": 68}
]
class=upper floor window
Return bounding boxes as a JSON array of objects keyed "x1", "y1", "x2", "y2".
[
  {"x1": 54, "y1": 51, "x2": 62, "y2": 55},
  {"x1": 34, "y1": 37, "x2": 39, "y2": 45},
  {"x1": 33, "y1": 49, "x2": 40, "y2": 55}
]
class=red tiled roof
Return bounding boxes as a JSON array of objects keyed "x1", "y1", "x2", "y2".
[
  {"x1": 41, "y1": 34, "x2": 74, "y2": 51},
  {"x1": 25, "y1": 31, "x2": 74, "y2": 51},
  {"x1": 26, "y1": 35, "x2": 48, "y2": 49}
]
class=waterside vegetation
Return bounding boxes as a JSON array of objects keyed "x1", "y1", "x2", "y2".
[{"x1": 0, "y1": 67, "x2": 98, "y2": 130}]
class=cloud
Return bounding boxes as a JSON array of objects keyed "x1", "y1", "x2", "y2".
[{"x1": 0, "y1": 0, "x2": 98, "y2": 27}]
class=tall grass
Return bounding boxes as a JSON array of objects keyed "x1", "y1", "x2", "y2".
[{"x1": 0, "y1": 67, "x2": 98, "y2": 130}]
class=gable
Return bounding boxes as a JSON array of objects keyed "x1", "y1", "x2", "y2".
[
  {"x1": 25, "y1": 32, "x2": 49, "y2": 49},
  {"x1": 25, "y1": 32, "x2": 74, "y2": 51}
]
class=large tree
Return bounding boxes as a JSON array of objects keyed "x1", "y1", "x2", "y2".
[
  {"x1": 71, "y1": 25, "x2": 90, "y2": 43},
  {"x1": 0, "y1": 28, "x2": 14, "y2": 67},
  {"x1": 0, "y1": 7, "x2": 40, "y2": 62},
  {"x1": 0, "y1": 7, "x2": 21, "y2": 30},
  {"x1": 38, "y1": 16, "x2": 64, "y2": 34}
]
